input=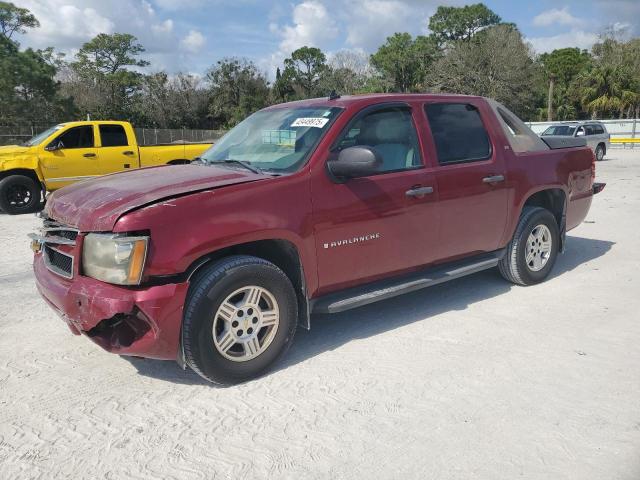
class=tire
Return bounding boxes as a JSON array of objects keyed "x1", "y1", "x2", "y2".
[
  {"x1": 183, "y1": 255, "x2": 298, "y2": 385},
  {"x1": 0, "y1": 175, "x2": 43, "y2": 215},
  {"x1": 595, "y1": 144, "x2": 605, "y2": 161},
  {"x1": 498, "y1": 206, "x2": 559, "y2": 286}
]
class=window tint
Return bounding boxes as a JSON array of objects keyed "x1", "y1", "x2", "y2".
[
  {"x1": 542, "y1": 125, "x2": 576, "y2": 136},
  {"x1": 337, "y1": 106, "x2": 421, "y2": 172},
  {"x1": 425, "y1": 103, "x2": 491, "y2": 164},
  {"x1": 594, "y1": 125, "x2": 605, "y2": 134},
  {"x1": 55, "y1": 126, "x2": 94, "y2": 149},
  {"x1": 584, "y1": 125, "x2": 595, "y2": 135},
  {"x1": 99, "y1": 125, "x2": 129, "y2": 147}
]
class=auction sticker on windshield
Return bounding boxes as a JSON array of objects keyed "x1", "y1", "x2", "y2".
[{"x1": 291, "y1": 117, "x2": 329, "y2": 128}]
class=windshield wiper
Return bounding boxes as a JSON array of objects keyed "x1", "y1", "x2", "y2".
[{"x1": 210, "y1": 159, "x2": 262, "y2": 174}]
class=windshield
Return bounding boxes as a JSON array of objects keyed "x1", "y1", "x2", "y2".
[
  {"x1": 541, "y1": 125, "x2": 577, "y2": 136},
  {"x1": 23, "y1": 124, "x2": 64, "y2": 146},
  {"x1": 200, "y1": 106, "x2": 342, "y2": 173}
]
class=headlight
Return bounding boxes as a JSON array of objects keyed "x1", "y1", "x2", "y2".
[{"x1": 82, "y1": 233, "x2": 149, "y2": 285}]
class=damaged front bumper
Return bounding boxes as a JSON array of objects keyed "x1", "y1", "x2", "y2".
[{"x1": 34, "y1": 253, "x2": 189, "y2": 360}]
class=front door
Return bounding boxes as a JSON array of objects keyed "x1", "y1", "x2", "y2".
[
  {"x1": 312, "y1": 103, "x2": 440, "y2": 294},
  {"x1": 39, "y1": 125, "x2": 99, "y2": 190},
  {"x1": 422, "y1": 100, "x2": 508, "y2": 261}
]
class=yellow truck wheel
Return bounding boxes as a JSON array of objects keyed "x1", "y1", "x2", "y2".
[{"x1": 0, "y1": 175, "x2": 43, "y2": 215}]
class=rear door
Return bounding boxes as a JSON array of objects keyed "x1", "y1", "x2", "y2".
[
  {"x1": 38, "y1": 125, "x2": 99, "y2": 189},
  {"x1": 421, "y1": 100, "x2": 508, "y2": 261},
  {"x1": 583, "y1": 124, "x2": 598, "y2": 151},
  {"x1": 96, "y1": 124, "x2": 140, "y2": 174},
  {"x1": 312, "y1": 103, "x2": 440, "y2": 293}
]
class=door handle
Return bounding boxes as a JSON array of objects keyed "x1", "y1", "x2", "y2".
[
  {"x1": 482, "y1": 175, "x2": 505, "y2": 184},
  {"x1": 83, "y1": 153, "x2": 96, "y2": 158},
  {"x1": 123, "y1": 151, "x2": 135, "y2": 156},
  {"x1": 405, "y1": 186, "x2": 434, "y2": 198}
]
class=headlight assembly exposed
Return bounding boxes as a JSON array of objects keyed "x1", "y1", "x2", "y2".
[{"x1": 82, "y1": 233, "x2": 149, "y2": 285}]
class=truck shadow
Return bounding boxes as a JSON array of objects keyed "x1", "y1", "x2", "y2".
[{"x1": 125, "y1": 235, "x2": 614, "y2": 386}]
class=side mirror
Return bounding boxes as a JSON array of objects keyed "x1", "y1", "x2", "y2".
[
  {"x1": 45, "y1": 140, "x2": 63, "y2": 151},
  {"x1": 327, "y1": 146, "x2": 382, "y2": 181}
]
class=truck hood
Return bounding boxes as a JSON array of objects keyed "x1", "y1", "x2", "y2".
[
  {"x1": 46, "y1": 164, "x2": 268, "y2": 231},
  {"x1": 0, "y1": 145, "x2": 31, "y2": 164},
  {"x1": 0, "y1": 144, "x2": 30, "y2": 155}
]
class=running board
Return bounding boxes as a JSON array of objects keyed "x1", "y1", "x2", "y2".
[{"x1": 311, "y1": 249, "x2": 505, "y2": 314}]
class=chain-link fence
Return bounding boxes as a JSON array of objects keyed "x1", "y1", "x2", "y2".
[
  {"x1": 0, "y1": 125, "x2": 227, "y2": 146},
  {"x1": 134, "y1": 128, "x2": 226, "y2": 145}
]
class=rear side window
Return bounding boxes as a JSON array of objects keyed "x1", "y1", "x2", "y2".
[
  {"x1": 425, "y1": 103, "x2": 491, "y2": 164},
  {"x1": 55, "y1": 126, "x2": 94, "y2": 149},
  {"x1": 594, "y1": 125, "x2": 605, "y2": 134},
  {"x1": 486, "y1": 99, "x2": 549, "y2": 153},
  {"x1": 99, "y1": 125, "x2": 129, "y2": 147},
  {"x1": 584, "y1": 125, "x2": 595, "y2": 135}
]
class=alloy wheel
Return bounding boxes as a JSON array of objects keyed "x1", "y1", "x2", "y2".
[{"x1": 212, "y1": 285, "x2": 280, "y2": 362}]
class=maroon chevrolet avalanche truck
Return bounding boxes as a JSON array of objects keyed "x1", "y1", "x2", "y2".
[{"x1": 30, "y1": 94, "x2": 604, "y2": 385}]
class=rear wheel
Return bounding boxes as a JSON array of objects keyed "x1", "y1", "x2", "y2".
[
  {"x1": 0, "y1": 175, "x2": 43, "y2": 215},
  {"x1": 595, "y1": 144, "x2": 605, "y2": 161},
  {"x1": 498, "y1": 207, "x2": 559, "y2": 286},
  {"x1": 183, "y1": 255, "x2": 298, "y2": 385}
]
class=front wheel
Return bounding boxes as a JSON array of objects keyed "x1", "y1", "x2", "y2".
[
  {"x1": 498, "y1": 207, "x2": 559, "y2": 286},
  {"x1": 0, "y1": 175, "x2": 43, "y2": 214},
  {"x1": 183, "y1": 255, "x2": 298, "y2": 385}
]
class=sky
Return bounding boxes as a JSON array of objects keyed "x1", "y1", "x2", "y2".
[{"x1": 15, "y1": 0, "x2": 640, "y2": 78}]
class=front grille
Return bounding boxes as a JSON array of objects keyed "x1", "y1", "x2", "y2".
[
  {"x1": 44, "y1": 245, "x2": 74, "y2": 279},
  {"x1": 43, "y1": 219, "x2": 79, "y2": 241},
  {"x1": 31, "y1": 214, "x2": 79, "y2": 279}
]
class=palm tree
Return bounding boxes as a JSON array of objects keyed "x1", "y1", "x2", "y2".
[{"x1": 578, "y1": 65, "x2": 638, "y2": 118}]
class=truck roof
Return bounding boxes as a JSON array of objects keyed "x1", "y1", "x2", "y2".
[
  {"x1": 264, "y1": 93, "x2": 486, "y2": 110},
  {"x1": 53, "y1": 120, "x2": 130, "y2": 128}
]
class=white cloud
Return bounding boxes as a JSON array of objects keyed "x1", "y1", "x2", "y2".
[
  {"x1": 344, "y1": 0, "x2": 432, "y2": 51},
  {"x1": 152, "y1": 0, "x2": 205, "y2": 10},
  {"x1": 152, "y1": 19, "x2": 174, "y2": 34},
  {"x1": 527, "y1": 30, "x2": 599, "y2": 53},
  {"x1": 17, "y1": 0, "x2": 188, "y2": 71},
  {"x1": 277, "y1": 1, "x2": 338, "y2": 53},
  {"x1": 181, "y1": 30, "x2": 206, "y2": 53},
  {"x1": 264, "y1": 0, "x2": 439, "y2": 78},
  {"x1": 532, "y1": 7, "x2": 585, "y2": 28}
]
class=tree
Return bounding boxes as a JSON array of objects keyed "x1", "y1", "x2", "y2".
[
  {"x1": 539, "y1": 48, "x2": 590, "y2": 120},
  {"x1": 132, "y1": 72, "x2": 210, "y2": 129},
  {"x1": 0, "y1": 37, "x2": 73, "y2": 124},
  {"x1": 207, "y1": 58, "x2": 269, "y2": 128},
  {"x1": 283, "y1": 46, "x2": 327, "y2": 98},
  {"x1": 0, "y1": 3, "x2": 73, "y2": 127},
  {"x1": 582, "y1": 36, "x2": 640, "y2": 118},
  {"x1": 0, "y1": 1, "x2": 39, "y2": 40},
  {"x1": 370, "y1": 33, "x2": 439, "y2": 93},
  {"x1": 427, "y1": 24, "x2": 541, "y2": 119},
  {"x1": 71, "y1": 33, "x2": 149, "y2": 119},
  {"x1": 318, "y1": 50, "x2": 374, "y2": 95},
  {"x1": 272, "y1": 67, "x2": 294, "y2": 103},
  {"x1": 576, "y1": 64, "x2": 638, "y2": 119},
  {"x1": 428, "y1": 3, "x2": 501, "y2": 45}
]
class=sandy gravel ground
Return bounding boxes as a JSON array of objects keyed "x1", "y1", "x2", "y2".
[{"x1": 1, "y1": 150, "x2": 639, "y2": 480}]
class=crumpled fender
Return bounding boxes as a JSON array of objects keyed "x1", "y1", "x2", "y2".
[{"x1": 0, "y1": 149, "x2": 44, "y2": 182}]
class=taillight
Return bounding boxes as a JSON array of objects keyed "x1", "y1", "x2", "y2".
[{"x1": 591, "y1": 151, "x2": 596, "y2": 180}]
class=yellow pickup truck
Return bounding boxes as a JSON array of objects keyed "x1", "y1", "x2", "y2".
[{"x1": 0, "y1": 120, "x2": 212, "y2": 214}]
